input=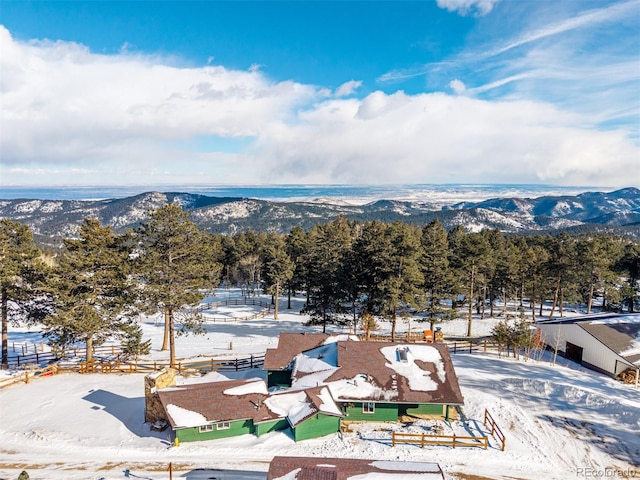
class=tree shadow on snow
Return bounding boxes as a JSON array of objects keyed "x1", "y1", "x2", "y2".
[{"x1": 82, "y1": 389, "x2": 169, "y2": 442}]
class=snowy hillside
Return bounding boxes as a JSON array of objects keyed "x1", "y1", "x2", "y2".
[
  {"x1": 0, "y1": 188, "x2": 639, "y2": 243},
  {"x1": 1, "y1": 291, "x2": 638, "y2": 480}
]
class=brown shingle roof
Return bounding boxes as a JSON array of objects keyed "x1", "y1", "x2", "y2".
[
  {"x1": 291, "y1": 341, "x2": 464, "y2": 405},
  {"x1": 157, "y1": 379, "x2": 279, "y2": 428},
  {"x1": 263, "y1": 332, "x2": 330, "y2": 370},
  {"x1": 267, "y1": 456, "x2": 445, "y2": 480},
  {"x1": 158, "y1": 380, "x2": 342, "y2": 429}
]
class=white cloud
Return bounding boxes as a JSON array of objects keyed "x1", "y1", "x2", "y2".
[
  {"x1": 0, "y1": 25, "x2": 316, "y2": 167},
  {"x1": 436, "y1": 0, "x2": 501, "y2": 16},
  {"x1": 258, "y1": 91, "x2": 639, "y2": 186},
  {"x1": 449, "y1": 79, "x2": 467, "y2": 94},
  {"x1": 335, "y1": 80, "x2": 362, "y2": 97},
  {"x1": 1, "y1": 25, "x2": 637, "y2": 188}
]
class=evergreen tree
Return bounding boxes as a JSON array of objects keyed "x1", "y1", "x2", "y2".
[
  {"x1": 134, "y1": 204, "x2": 221, "y2": 366},
  {"x1": 575, "y1": 235, "x2": 621, "y2": 314},
  {"x1": 420, "y1": 220, "x2": 455, "y2": 330},
  {"x1": 119, "y1": 320, "x2": 151, "y2": 359},
  {"x1": 352, "y1": 221, "x2": 392, "y2": 318},
  {"x1": 303, "y1": 216, "x2": 354, "y2": 332},
  {"x1": 0, "y1": 220, "x2": 50, "y2": 367},
  {"x1": 519, "y1": 237, "x2": 549, "y2": 322},
  {"x1": 379, "y1": 222, "x2": 423, "y2": 340},
  {"x1": 262, "y1": 233, "x2": 294, "y2": 319},
  {"x1": 616, "y1": 242, "x2": 640, "y2": 312},
  {"x1": 45, "y1": 219, "x2": 132, "y2": 363},
  {"x1": 285, "y1": 226, "x2": 309, "y2": 309},
  {"x1": 449, "y1": 229, "x2": 491, "y2": 337}
]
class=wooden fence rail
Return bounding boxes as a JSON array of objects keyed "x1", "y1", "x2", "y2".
[
  {"x1": 390, "y1": 409, "x2": 506, "y2": 451},
  {"x1": 484, "y1": 408, "x2": 506, "y2": 451},
  {"x1": 195, "y1": 298, "x2": 272, "y2": 322},
  {"x1": 55, "y1": 354, "x2": 266, "y2": 376},
  {"x1": 0, "y1": 364, "x2": 59, "y2": 388},
  {"x1": 7, "y1": 344, "x2": 122, "y2": 369},
  {"x1": 391, "y1": 431, "x2": 488, "y2": 449}
]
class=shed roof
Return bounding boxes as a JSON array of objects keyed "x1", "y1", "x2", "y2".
[
  {"x1": 267, "y1": 456, "x2": 445, "y2": 480},
  {"x1": 579, "y1": 319, "x2": 640, "y2": 366},
  {"x1": 538, "y1": 313, "x2": 640, "y2": 367}
]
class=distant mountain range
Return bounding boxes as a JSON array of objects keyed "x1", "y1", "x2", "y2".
[{"x1": 1, "y1": 187, "x2": 639, "y2": 247}]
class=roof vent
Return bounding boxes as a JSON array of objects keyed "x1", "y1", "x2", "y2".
[{"x1": 396, "y1": 347, "x2": 409, "y2": 363}]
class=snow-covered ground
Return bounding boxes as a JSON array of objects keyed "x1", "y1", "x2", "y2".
[{"x1": 1, "y1": 290, "x2": 638, "y2": 480}]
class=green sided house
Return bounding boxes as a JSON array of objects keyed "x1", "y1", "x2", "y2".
[
  {"x1": 264, "y1": 333, "x2": 464, "y2": 422},
  {"x1": 155, "y1": 378, "x2": 342, "y2": 443}
]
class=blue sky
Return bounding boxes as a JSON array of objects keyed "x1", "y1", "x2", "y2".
[{"x1": 0, "y1": 0, "x2": 638, "y2": 187}]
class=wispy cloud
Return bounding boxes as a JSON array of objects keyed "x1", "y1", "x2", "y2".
[
  {"x1": 487, "y1": 0, "x2": 639, "y2": 57},
  {"x1": 379, "y1": 0, "x2": 640, "y2": 133}
]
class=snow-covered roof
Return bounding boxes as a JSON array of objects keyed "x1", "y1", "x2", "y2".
[
  {"x1": 267, "y1": 456, "x2": 445, "y2": 480},
  {"x1": 264, "y1": 386, "x2": 342, "y2": 427},
  {"x1": 289, "y1": 340, "x2": 463, "y2": 405},
  {"x1": 158, "y1": 378, "x2": 341, "y2": 430}
]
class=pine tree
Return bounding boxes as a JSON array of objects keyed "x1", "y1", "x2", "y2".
[
  {"x1": 575, "y1": 235, "x2": 621, "y2": 314},
  {"x1": 449, "y1": 229, "x2": 491, "y2": 337},
  {"x1": 285, "y1": 226, "x2": 309, "y2": 309},
  {"x1": 303, "y1": 216, "x2": 354, "y2": 332},
  {"x1": 134, "y1": 204, "x2": 221, "y2": 367},
  {"x1": 379, "y1": 222, "x2": 423, "y2": 341},
  {"x1": 420, "y1": 220, "x2": 455, "y2": 330},
  {"x1": 261, "y1": 233, "x2": 294, "y2": 319},
  {"x1": 45, "y1": 219, "x2": 132, "y2": 363},
  {"x1": 0, "y1": 220, "x2": 50, "y2": 367},
  {"x1": 119, "y1": 320, "x2": 151, "y2": 359},
  {"x1": 616, "y1": 242, "x2": 640, "y2": 312},
  {"x1": 545, "y1": 233, "x2": 577, "y2": 318},
  {"x1": 352, "y1": 221, "x2": 392, "y2": 319}
]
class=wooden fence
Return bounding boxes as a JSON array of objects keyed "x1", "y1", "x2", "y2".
[
  {"x1": 392, "y1": 431, "x2": 488, "y2": 449},
  {"x1": 7, "y1": 344, "x2": 123, "y2": 369},
  {"x1": 196, "y1": 298, "x2": 272, "y2": 322},
  {"x1": 362, "y1": 334, "x2": 502, "y2": 353},
  {"x1": 56, "y1": 354, "x2": 265, "y2": 376},
  {"x1": 390, "y1": 409, "x2": 505, "y2": 451},
  {"x1": 0, "y1": 364, "x2": 59, "y2": 388},
  {"x1": 484, "y1": 408, "x2": 506, "y2": 451}
]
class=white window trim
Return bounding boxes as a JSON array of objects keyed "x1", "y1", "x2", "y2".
[
  {"x1": 216, "y1": 421, "x2": 231, "y2": 430},
  {"x1": 199, "y1": 424, "x2": 213, "y2": 433},
  {"x1": 362, "y1": 402, "x2": 375, "y2": 414}
]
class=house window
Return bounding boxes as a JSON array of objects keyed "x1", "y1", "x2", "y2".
[
  {"x1": 199, "y1": 424, "x2": 213, "y2": 433},
  {"x1": 216, "y1": 421, "x2": 231, "y2": 430},
  {"x1": 362, "y1": 402, "x2": 375, "y2": 414}
]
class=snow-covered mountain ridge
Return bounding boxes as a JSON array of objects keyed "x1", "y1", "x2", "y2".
[{"x1": 0, "y1": 188, "x2": 638, "y2": 244}]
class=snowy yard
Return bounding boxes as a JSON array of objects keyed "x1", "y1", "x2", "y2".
[{"x1": 1, "y1": 290, "x2": 638, "y2": 480}]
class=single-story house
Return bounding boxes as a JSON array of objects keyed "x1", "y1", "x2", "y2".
[
  {"x1": 267, "y1": 456, "x2": 445, "y2": 480},
  {"x1": 156, "y1": 377, "x2": 342, "y2": 443},
  {"x1": 538, "y1": 313, "x2": 640, "y2": 385},
  {"x1": 265, "y1": 333, "x2": 464, "y2": 422}
]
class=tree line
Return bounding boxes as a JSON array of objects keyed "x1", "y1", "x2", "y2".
[{"x1": 1, "y1": 207, "x2": 639, "y2": 368}]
